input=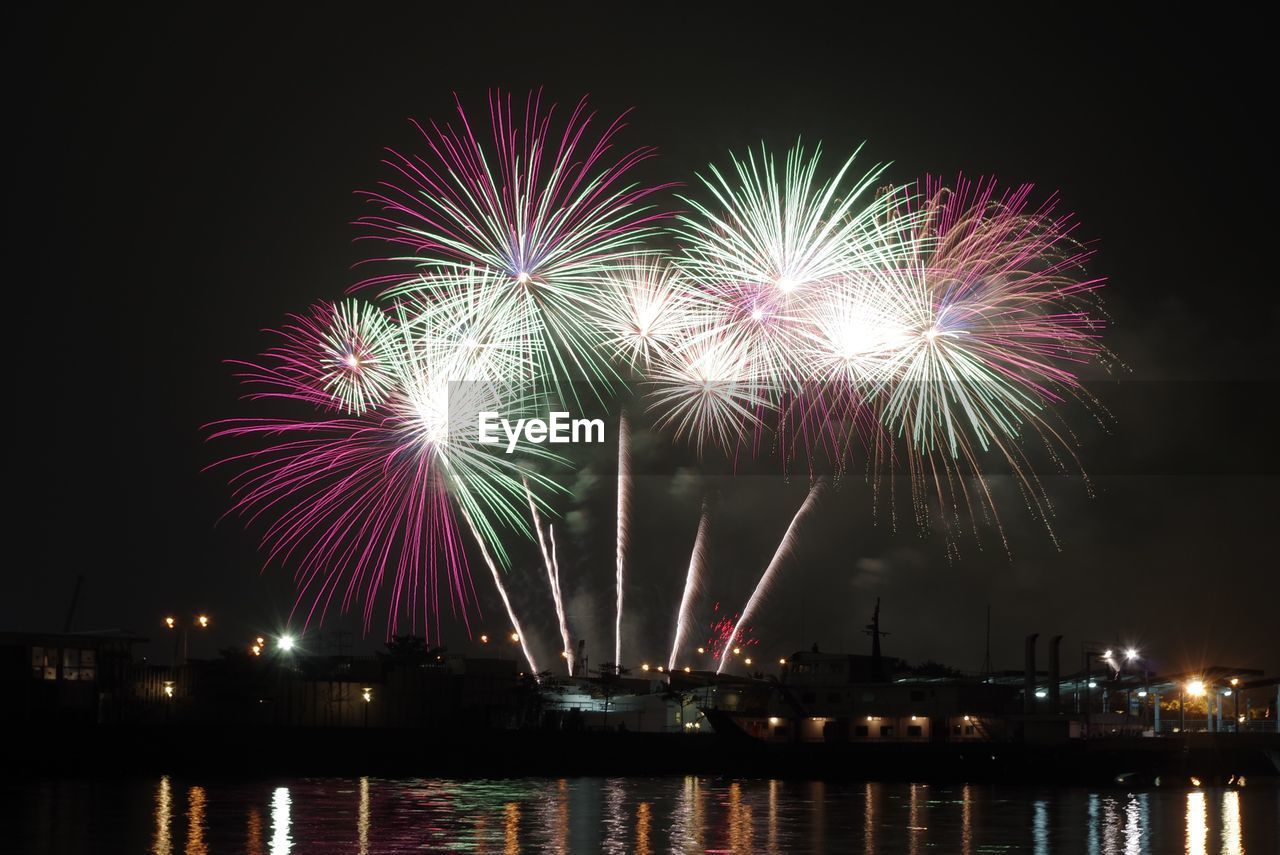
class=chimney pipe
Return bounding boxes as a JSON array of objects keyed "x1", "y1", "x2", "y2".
[
  {"x1": 1024, "y1": 633, "x2": 1039, "y2": 715},
  {"x1": 1048, "y1": 635, "x2": 1063, "y2": 712}
]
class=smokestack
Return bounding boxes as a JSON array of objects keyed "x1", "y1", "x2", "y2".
[
  {"x1": 1048, "y1": 635, "x2": 1063, "y2": 712},
  {"x1": 1024, "y1": 633, "x2": 1039, "y2": 715}
]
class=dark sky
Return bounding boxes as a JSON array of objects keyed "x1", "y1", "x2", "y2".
[{"x1": 8, "y1": 8, "x2": 1277, "y2": 676}]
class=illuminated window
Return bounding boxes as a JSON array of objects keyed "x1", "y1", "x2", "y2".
[
  {"x1": 31, "y1": 646, "x2": 57, "y2": 680},
  {"x1": 60, "y1": 648, "x2": 96, "y2": 682}
]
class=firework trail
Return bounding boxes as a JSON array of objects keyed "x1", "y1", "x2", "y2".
[
  {"x1": 460, "y1": 504, "x2": 539, "y2": 675},
  {"x1": 614, "y1": 410, "x2": 631, "y2": 668},
  {"x1": 547, "y1": 524, "x2": 570, "y2": 673},
  {"x1": 717, "y1": 481, "x2": 824, "y2": 674},
  {"x1": 525, "y1": 478, "x2": 574, "y2": 674},
  {"x1": 668, "y1": 503, "x2": 709, "y2": 671}
]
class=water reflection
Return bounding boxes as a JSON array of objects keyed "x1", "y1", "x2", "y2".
[
  {"x1": 961, "y1": 784, "x2": 974, "y2": 855},
  {"x1": 1221, "y1": 790, "x2": 1242, "y2": 855},
  {"x1": 635, "y1": 801, "x2": 651, "y2": 855},
  {"x1": 503, "y1": 802, "x2": 519, "y2": 855},
  {"x1": 68, "y1": 775, "x2": 1280, "y2": 854},
  {"x1": 245, "y1": 807, "x2": 263, "y2": 855},
  {"x1": 185, "y1": 786, "x2": 207, "y2": 855},
  {"x1": 152, "y1": 775, "x2": 172, "y2": 855},
  {"x1": 671, "y1": 775, "x2": 704, "y2": 852},
  {"x1": 1123, "y1": 793, "x2": 1147, "y2": 855},
  {"x1": 1088, "y1": 793, "x2": 1100, "y2": 855},
  {"x1": 727, "y1": 781, "x2": 754, "y2": 853},
  {"x1": 1034, "y1": 798, "x2": 1050, "y2": 855},
  {"x1": 1185, "y1": 791, "x2": 1207, "y2": 855},
  {"x1": 357, "y1": 777, "x2": 369, "y2": 855},
  {"x1": 269, "y1": 787, "x2": 291, "y2": 855},
  {"x1": 908, "y1": 783, "x2": 926, "y2": 855},
  {"x1": 863, "y1": 781, "x2": 876, "y2": 854},
  {"x1": 767, "y1": 778, "x2": 780, "y2": 854}
]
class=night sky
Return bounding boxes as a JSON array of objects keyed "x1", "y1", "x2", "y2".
[{"x1": 8, "y1": 8, "x2": 1276, "y2": 676}]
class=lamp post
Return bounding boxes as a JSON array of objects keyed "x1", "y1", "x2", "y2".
[
  {"x1": 163, "y1": 613, "x2": 211, "y2": 667},
  {"x1": 1230, "y1": 678, "x2": 1240, "y2": 732}
]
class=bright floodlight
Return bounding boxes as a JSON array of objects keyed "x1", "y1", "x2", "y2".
[
  {"x1": 278, "y1": 635, "x2": 295, "y2": 652},
  {"x1": 1186, "y1": 679, "x2": 1206, "y2": 697},
  {"x1": 1125, "y1": 648, "x2": 1139, "y2": 661}
]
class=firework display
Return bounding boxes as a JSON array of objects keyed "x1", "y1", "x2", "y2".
[{"x1": 211, "y1": 89, "x2": 1109, "y2": 671}]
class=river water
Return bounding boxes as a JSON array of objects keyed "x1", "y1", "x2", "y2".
[{"x1": 13, "y1": 776, "x2": 1278, "y2": 853}]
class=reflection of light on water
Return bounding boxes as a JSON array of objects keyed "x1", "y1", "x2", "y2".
[
  {"x1": 961, "y1": 785, "x2": 973, "y2": 855},
  {"x1": 1103, "y1": 796, "x2": 1121, "y2": 853},
  {"x1": 357, "y1": 777, "x2": 370, "y2": 855},
  {"x1": 535, "y1": 779, "x2": 568, "y2": 855},
  {"x1": 270, "y1": 787, "x2": 292, "y2": 855},
  {"x1": 186, "y1": 786, "x2": 208, "y2": 855},
  {"x1": 153, "y1": 775, "x2": 172, "y2": 855},
  {"x1": 768, "y1": 779, "x2": 779, "y2": 854},
  {"x1": 863, "y1": 782, "x2": 876, "y2": 854},
  {"x1": 728, "y1": 782, "x2": 754, "y2": 853},
  {"x1": 1033, "y1": 799, "x2": 1049, "y2": 855},
  {"x1": 603, "y1": 779, "x2": 626, "y2": 855},
  {"x1": 635, "y1": 802, "x2": 651, "y2": 855},
  {"x1": 503, "y1": 802, "x2": 520, "y2": 855},
  {"x1": 246, "y1": 807, "x2": 263, "y2": 855},
  {"x1": 1087, "y1": 794, "x2": 1100, "y2": 855},
  {"x1": 810, "y1": 781, "x2": 826, "y2": 852},
  {"x1": 671, "y1": 776, "x2": 703, "y2": 852},
  {"x1": 1220, "y1": 790, "x2": 1242, "y2": 855},
  {"x1": 1123, "y1": 794, "x2": 1147, "y2": 855},
  {"x1": 908, "y1": 784, "x2": 925, "y2": 855},
  {"x1": 1185, "y1": 791, "x2": 1207, "y2": 855}
]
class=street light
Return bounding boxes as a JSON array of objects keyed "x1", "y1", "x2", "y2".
[
  {"x1": 1230, "y1": 678, "x2": 1241, "y2": 731},
  {"x1": 1125, "y1": 648, "x2": 1139, "y2": 662},
  {"x1": 480, "y1": 634, "x2": 489, "y2": 644},
  {"x1": 278, "y1": 635, "x2": 295, "y2": 652},
  {"x1": 744, "y1": 657, "x2": 753, "y2": 666},
  {"x1": 510, "y1": 632, "x2": 520, "y2": 643},
  {"x1": 163, "y1": 613, "x2": 211, "y2": 665},
  {"x1": 696, "y1": 647, "x2": 705, "y2": 654}
]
